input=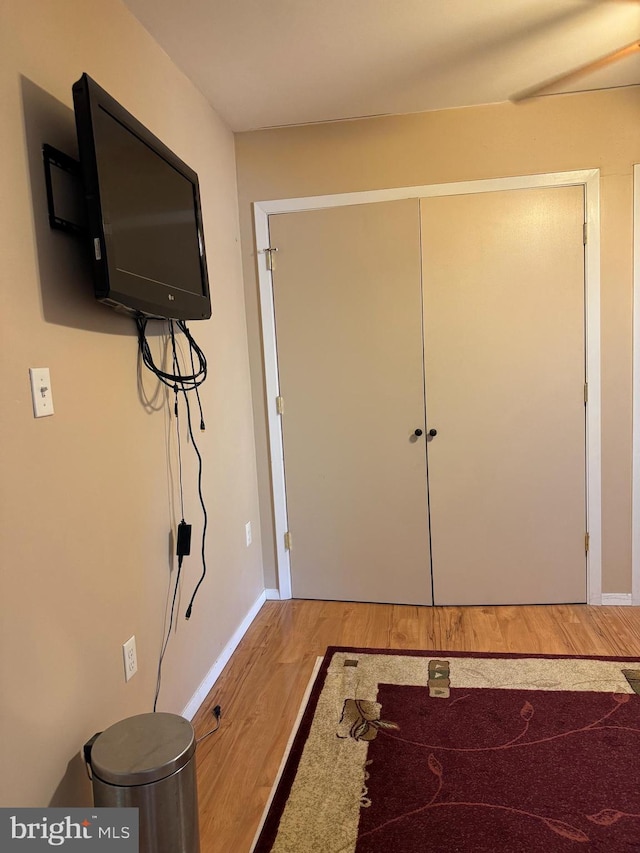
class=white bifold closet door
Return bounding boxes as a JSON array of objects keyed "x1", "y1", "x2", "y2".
[
  {"x1": 421, "y1": 186, "x2": 586, "y2": 605},
  {"x1": 269, "y1": 199, "x2": 432, "y2": 604}
]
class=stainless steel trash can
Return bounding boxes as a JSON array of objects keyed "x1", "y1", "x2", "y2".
[{"x1": 88, "y1": 712, "x2": 200, "y2": 853}]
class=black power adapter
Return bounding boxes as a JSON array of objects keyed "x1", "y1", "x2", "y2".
[{"x1": 176, "y1": 520, "x2": 192, "y2": 568}]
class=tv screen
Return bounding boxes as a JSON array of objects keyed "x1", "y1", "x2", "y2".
[{"x1": 72, "y1": 73, "x2": 211, "y2": 320}]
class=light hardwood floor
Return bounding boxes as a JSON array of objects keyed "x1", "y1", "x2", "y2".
[{"x1": 192, "y1": 600, "x2": 640, "y2": 852}]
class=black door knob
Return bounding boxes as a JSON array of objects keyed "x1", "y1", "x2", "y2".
[
  {"x1": 428, "y1": 428, "x2": 438, "y2": 437},
  {"x1": 414, "y1": 428, "x2": 423, "y2": 437}
]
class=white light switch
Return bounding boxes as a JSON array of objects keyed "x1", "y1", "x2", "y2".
[{"x1": 29, "y1": 368, "x2": 54, "y2": 418}]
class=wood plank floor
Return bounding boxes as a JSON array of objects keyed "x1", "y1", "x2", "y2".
[{"x1": 192, "y1": 600, "x2": 640, "y2": 852}]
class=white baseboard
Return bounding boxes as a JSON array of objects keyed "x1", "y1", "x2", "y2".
[
  {"x1": 265, "y1": 588, "x2": 280, "y2": 600},
  {"x1": 182, "y1": 590, "x2": 267, "y2": 720},
  {"x1": 601, "y1": 593, "x2": 633, "y2": 606}
]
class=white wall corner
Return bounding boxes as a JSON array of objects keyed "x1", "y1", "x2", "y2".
[
  {"x1": 182, "y1": 589, "x2": 267, "y2": 720},
  {"x1": 265, "y1": 588, "x2": 281, "y2": 600},
  {"x1": 600, "y1": 593, "x2": 634, "y2": 606}
]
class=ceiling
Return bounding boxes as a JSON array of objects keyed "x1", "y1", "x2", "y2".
[{"x1": 123, "y1": 0, "x2": 640, "y2": 131}]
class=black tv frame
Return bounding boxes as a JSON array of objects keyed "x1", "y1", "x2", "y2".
[{"x1": 72, "y1": 73, "x2": 211, "y2": 321}]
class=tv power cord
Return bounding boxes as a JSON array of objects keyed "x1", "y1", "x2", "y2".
[{"x1": 197, "y1": 705, "x2": 222, "y2": 743}]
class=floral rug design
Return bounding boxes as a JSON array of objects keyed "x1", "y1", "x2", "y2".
[{"x1": 252, "y1": 648, "x2": 640, "y2": 852}]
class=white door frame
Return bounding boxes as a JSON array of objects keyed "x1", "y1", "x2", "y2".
[
  {"x1": 254, "y1": 170, "x2": 602, "y2": 604},
  {"x1": 632, "y1": 164, "x2": 640, "y2": 606}
]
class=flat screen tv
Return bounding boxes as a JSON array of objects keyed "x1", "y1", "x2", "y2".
[{"x1": 72, "y1": 73, "x2": 211, "y2": 320}]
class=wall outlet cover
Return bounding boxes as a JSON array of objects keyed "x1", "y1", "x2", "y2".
[{"x1": 123, "y1": 635, "x2": 137, "y2": 682}]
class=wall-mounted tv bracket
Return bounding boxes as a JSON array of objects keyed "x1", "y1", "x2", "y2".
[{"x1": 42, "y1": 143, "x2": 87, "y2": 236}]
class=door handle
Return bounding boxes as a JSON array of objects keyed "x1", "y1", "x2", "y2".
[
  {"x1": 414, "y1": 428, "x2": 423, "y2": 437},
  {"x1": 428, "y1": 428, "x2": 438, "y2": 438}
]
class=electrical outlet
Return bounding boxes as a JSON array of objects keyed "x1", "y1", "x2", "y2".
[
  {"x1": 245, "y1": 521, "x2": 252, "y2": 547},
  {"x1": 123, "y1": 636, "x2": 137, "y2": 682}
]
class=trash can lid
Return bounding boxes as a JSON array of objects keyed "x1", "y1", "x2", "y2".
[{"x1": 91, "y1": 713, "x2": 196, "y2": 786}]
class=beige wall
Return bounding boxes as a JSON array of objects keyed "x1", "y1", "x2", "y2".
[
  {"x1": 0, "y1": 0, "x2": 263, "y2": 805},
  {"x1": 235, "y1": 87, "x2": 639, "y2": 595}
]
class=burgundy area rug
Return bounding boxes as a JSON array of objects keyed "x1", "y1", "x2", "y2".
[{"x1": 251, "y1": 647, "x2": 640, "y2": 852}]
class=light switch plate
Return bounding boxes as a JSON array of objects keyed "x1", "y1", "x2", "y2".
[{"x1": 29, "y1": 368, "x2": 54, "y2": 417}]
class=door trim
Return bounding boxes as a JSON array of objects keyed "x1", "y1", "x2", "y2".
[
  {"x1": 632, "y1": 164, "x2": 640, "y2": 606},
  {"x1": 253, "y1": 170, "x2": 602, "y2": 604}
]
